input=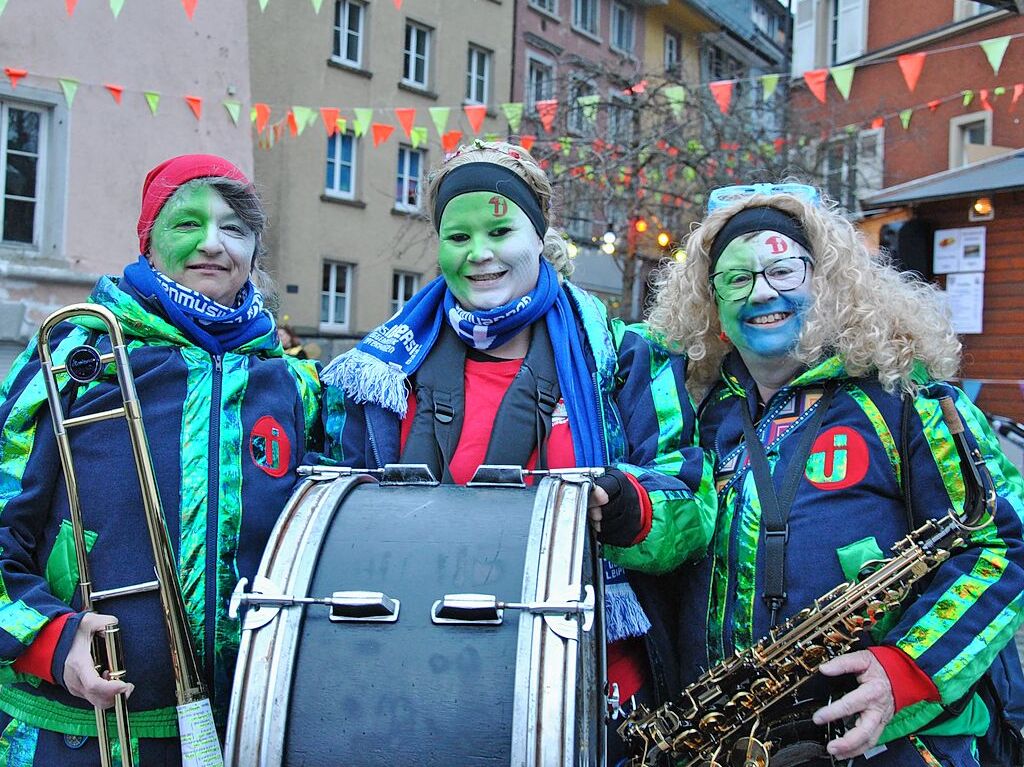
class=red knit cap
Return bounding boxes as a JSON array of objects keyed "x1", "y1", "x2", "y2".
[{"x1": 137, "y1": 154, "x2": 251, "y2": 254}]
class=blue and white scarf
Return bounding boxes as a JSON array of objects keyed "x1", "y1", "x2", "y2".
[
  {"x1": 122, "y1": 255, "x2": 273, "y2": 355},
  {"x1": 322, "y1": 259, "x2": 650, "y2": 642}
]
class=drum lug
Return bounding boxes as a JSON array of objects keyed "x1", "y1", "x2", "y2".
[
  {"x1": 296, "y1": 463, "x2": 439, "y2": 485},
  {"x1": 327, "y1": 591, "x2": 401, "y2": 622},
  {"x1": 469, "y1": 464, "x2": 606, "y2": 487},
  {"x1": 543, "y1": 584, "x2": 595, "y2": 640},
  {"x1": 430, "y1": 585, "x2": 594, "y2": 637},
  {"x1": 230, "y1": 576, "x2": 400, "y2": 630}
]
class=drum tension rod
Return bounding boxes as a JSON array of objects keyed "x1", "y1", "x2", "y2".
[
  {"x1": 230, "y1": 576, "x2": 400, "y2": 631},
  {"x1": 431, "y1": 587, "x2": 595, "y2": 637}
]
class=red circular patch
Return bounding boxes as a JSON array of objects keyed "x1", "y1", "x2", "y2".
[
  {"x1": 250, "y1": 415, "x2": 291, "y2": 478},
  {"x1": 804, "y1": 426, "x2": 869, "y2": 491}
]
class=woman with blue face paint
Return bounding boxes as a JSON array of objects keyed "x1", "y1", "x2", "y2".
[
  {"x1": 320, "y1": 140, "x2": 717, "y2": 763},
  {"x1": 647, "y1": 190, "x2": 1024, "y2": 766}
]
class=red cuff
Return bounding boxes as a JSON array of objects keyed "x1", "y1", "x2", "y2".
[
  {"x1": 13, "y1": 612, "x2": 73, "y2": 684},
  {"x1": 868, "y1": 645, "x2": 941, "y2": 713},
  {"x1": 623, "y1": 473, "x2": 653, "y2": 545}
]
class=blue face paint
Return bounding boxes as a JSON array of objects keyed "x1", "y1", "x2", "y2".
[{"x1": 715, "y1": 231, "x2": 815, "y2": 364}]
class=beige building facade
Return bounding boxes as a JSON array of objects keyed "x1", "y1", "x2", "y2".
[
  {"x1": 0, "y1": 1, "x2": 254, "y2": 374},
  {"x1": 248, "y1": 0, "x2": 513, "y2": 357}
]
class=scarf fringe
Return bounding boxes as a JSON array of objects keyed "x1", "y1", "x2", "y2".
[
  {"x1": 603, "y1": 579, "x2": 652, "y2": 642},
  {"x1": 321, "y1": 349, "x2": 410, "y2": 417}
]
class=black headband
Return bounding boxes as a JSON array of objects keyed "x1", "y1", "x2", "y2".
[
  {"x1": 709, "y1": 206, "x2": 813, "y2": 269},
  {"x1": 433, "y1": 162, "x2": 547, "y2": 239}
]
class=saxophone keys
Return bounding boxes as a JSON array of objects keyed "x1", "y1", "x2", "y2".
[{"x1": 729, "y1": 736, "x2": 771, "y2": 767}]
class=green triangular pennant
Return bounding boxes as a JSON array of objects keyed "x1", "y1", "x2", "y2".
[
  {"x1": 223, "y1": 100, "x2": 242, "y2": 125},
  {"x1": 899, "y1": 108, "x2": 913, "y2": 129},
  {"x1": 500, "y1": 102, "x2": 523, "y2": 133},
  {"x1": 258, "y1": 0, "x2": 269, "y2": 9},
  {"x1": 110, "y1": 0, "x2": 124, "y2": 17},
  {"x1": 994, "y1": 86, "x2": 1007, "y2": 97},
  {"x1": 963, "y1": 90, "x2": 974, "y2": 106},
  {"x1": 292, "y1": 106, "x2": 315, "y2": 135},
  {"x1": 310, "y1": 0, "x2": 323, "y2": 11},
  {"x1": 979, "y1": 35, "x2": 1011, "y2": 76},
  {"x1": 663, "y1": 85, "x2": 686, "y2": 117},
  {"x1": 58, "y1": 78, "x2": 79, "y2": 108},
  {"x1": 428, "y1": 106, "x2": 450, "y2": 137},
  {"x1": 410, "y1": 126, "x2": 428, "y2": 149},
  {"x1": 576, "y1": 94, "x2": 600, "y2": 124},
  {"x1": 830, "y1": 64, "x2": 855, "y2": 100},
  {"x1": 484, "y1": 132, "x2": 500, "y2": 142},
  {"x1": 335, "y1": 117, "x2": 348, "y2": 135},
  {"x1": 353, "y1": 107, "x2": 373, "y2": 137},
  {"x1": 144, "y1": 91, "x2": 161, "y2": 115},
  {"x1": 0, "y1": 0, "x2": 8, "y2": 17},
  {"x1": 761, "y1": 73, "x2": 780, "y2": 101}
]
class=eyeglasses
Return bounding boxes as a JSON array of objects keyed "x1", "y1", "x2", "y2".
[
  {"x1": 710, "y1": 256, "x2": 813, "y2": 302},
  {"x1": 707, "y1": 184, "x2": 821, "y2": 213}
]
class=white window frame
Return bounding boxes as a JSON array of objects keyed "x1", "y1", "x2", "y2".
[
  {"x1": 954, "y1": 0, "x2": 989, "y2": 21},
  {"x1": 332, "y1": 0, "x2": 365, "y2": 68},
  {"x1": 572, "y1": 0, "x2": 598, "y2": 36},
  {"x1": 664, "y1": 28, "x2": 682, "y2": 73},
  {"x1": 0, "y1": 101, "x2": 47, "y2": 249},
  {"x1": 395, "y1": 145, "x2": 425, "y2": 213},
  {"x1": 402, "y1": 21, "x2": 431, "y2": 89},
  {"x1": 320, "y1": 261, "x2": 353, "y2": 330},
  {"x1": 529, "y1": 0, "x2": 557, "y2": 16},
  {"x1": 948, "y1": 110, "x2": 992, "y2": 169},
  {"x1": 610, "y1": 2, "x2": 635, "y2": 54},
  {"x1": 525, "y1": 52, "x2": 555, "y2": 112},
  {"x1": 391, "y1": 271, "x2": 421, "y2": 315},
  {"x1": 325, "y1": 132, "x2": 357, "y2": 200},
  {"x1": 466, "y1": 45, "x2": 491, "y2": 105}
]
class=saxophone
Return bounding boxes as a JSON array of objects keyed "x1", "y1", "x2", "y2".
[{"x1": 618, "y1": 397, "x2": 997, "y2": 767}]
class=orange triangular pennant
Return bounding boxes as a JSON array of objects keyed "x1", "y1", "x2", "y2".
[
  {"x1": 463, "y1": 104, "x2": 487, "y2": 134},
  {"x1": 927, "y1": 99, "x2": 942, "y2": 111},
  {"x1": 870, "y1": 116, "x2": 884, "y2": 129},
  {"x1": 1012, "y1": 83, "x2": 1023, "y2": 112},
  {"x1": 897, "y1": 53, "x2": 926, "y2": 92},
  {"x1": 372, "y1": 123, "x2": 395, "y2": 147},
  {"x1": 253, "y1": 103, "x2": 271, "y2": 134},
  {"x1": 708, "y1": 81, "x2": 733, "y2": 114},
  {"x1": 803, "y1": 69, "x2": 828, "y2": 104},
  {"x1": 182, "y1": 0, "x2": 198, "y2": 19},
  {"x1": 320, "y1": 107, "x2": 340, "y2": 136},
  {"x1": 104, "y1": 83, "x2": 124, "y2": 104},
  {"x1": 286, "y1": 110, "x2": 299, "y2": 137},
  {"x1": 441, "y1": 129, "x2": 463, "y2": 153},
  {"x1": 519, "y1": 135, "x2": 536, "y2": 153},
  {"x1": 980, "y1": 88, "x2": 993, "y2": 112},
  {"x1": 535, "y1": 99, "x2": 558, "y2": 133},
  {"x1": 65, "y1": 0, "x2": 78, "y2": 14},
  {"x1": 393, "y1": 0, "x2": 402, "y2": 7},
  {"x1": 4, "y1": 68, "x2": 27, "y2": 89},
  {"x1": 184, "y1": 95, "x2": 202, "y2": 120},
  {"x1": 394, "y1": 108, "x2": 416, "y2": 138}
]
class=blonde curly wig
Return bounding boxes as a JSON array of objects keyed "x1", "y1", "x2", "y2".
[
  {"x1": 424, "y1": 140, "x2": 574, "y2": 278},
  {"x1": 646, "y1": 193, "x2": 961, "y2": 397}
]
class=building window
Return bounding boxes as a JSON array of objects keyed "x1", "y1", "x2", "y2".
[
  {"x1": 949, "y1": 111, "x2": 992, "y2": 168},
  {"x1": 321, "y1": 261, "x2": 353, "y2": 328},
  {"x1": 526, "y1": 55, "x2": 554, "y2": 111},
  {"x1": 1, "y1": 102, "x2": 45, "y2": 245},
  {"x1": 954, "y1": 0, "x2": 989, "y2": 21},
  {"x1": 706, "y1": 45, "x2": 744, "y2": 81},
  {"x1": 395, "y1": 146, "x2": 423, "y2": 212},
  {"x1": 568, "y1": 77, "x2": 596, "y2": 135},
  {"x1": 822, "y1": 128, "x2": 883, "y2": 212},
  {"x1": 392, "y1": 271, "x2": 420, "y2": 314},
  {"x1": 325, "y1": 132, "x2": 356, "y2": 199},
  {"x1": 573, "y1": 0, "x2": 598, "y2": 35},
  {"x1": 403, "y1": 22, "x2": 431, "y2": 89},
  {"x1": 466, "y1": 46, "x2": 491, "y2": 105},
  {"x1": 608, "y1": 94, "x2": 631, "y2": 142},
  {"x1": 751, "y1": 1, "x2": 776, "y2": 36},
  {"x1": 332, "y1": 0, "x2": 364, "y2": 67},
  {"x1": 610, "y1": 2, "x2": 635, "y2": 53},
  {"x1": 792, "y1": 0, "x2": 866, "y2": 73},
  {"x1": 664, "y1": 30, "x2": 681, "y2": 74},
  {"x1": 529, "y1": 0, "x2": 557, "y2": 14}
]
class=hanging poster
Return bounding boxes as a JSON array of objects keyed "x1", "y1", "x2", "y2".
[
  {"x1": 945, "y1": 272, "x2": 984, "y2": 334},
  {"x1": 932, "y1": 226, "x2": 986, "y2": 274}
]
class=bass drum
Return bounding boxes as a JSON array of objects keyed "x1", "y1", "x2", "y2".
[{"x1": 225, "y1": 469, "x2": 607, "y2": 766}]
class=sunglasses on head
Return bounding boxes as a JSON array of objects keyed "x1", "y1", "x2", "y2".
[{"x1": 707, "y1": 183, "x2": 821, "y2": 213}]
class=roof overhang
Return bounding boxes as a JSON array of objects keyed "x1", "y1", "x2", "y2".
[{"x1": 860, "y1": 150, "x2": 1024, "y2": 210}]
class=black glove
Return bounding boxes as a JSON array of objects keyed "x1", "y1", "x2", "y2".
[{"x1": 593, "y1": 467, "x2": 643, "y2": 547}]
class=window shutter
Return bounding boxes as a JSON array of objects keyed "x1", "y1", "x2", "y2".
[
  {"x1": 834, "y1": 0, "x2": 866, "y2": 63},
  {"x1": 792, "y1": 0, "x2": 819, "y2": 75}
]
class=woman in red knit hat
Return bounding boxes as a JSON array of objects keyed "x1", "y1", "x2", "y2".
[{"x1": 0, "y1": 155, "x2": 321, "y2": 764}]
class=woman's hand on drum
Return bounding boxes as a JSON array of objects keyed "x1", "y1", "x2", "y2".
[
  {"x1": 812, "y1": 649, "x2": 894, "y2": 759},
  {"x1": 63, "y1": 612, "x2": 135, "y2": 709},
  {"x1": 588, "y1": 468, "x2": 644, "y2": 547}
]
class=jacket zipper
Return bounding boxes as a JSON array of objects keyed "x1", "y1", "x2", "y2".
[
  {"x1": 592, "y1": 372, "x2": 609, "y2": 463},
  {"x1": 366, "y1": 410, "x2": 383, "y2": 468},
  {"x1": 204, "y1": 354, "x2": 223, "y2": 700}
]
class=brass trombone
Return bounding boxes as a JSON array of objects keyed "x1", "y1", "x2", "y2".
[{"x1": 38, "y1": 303, "x2": 223, "y2": 767}]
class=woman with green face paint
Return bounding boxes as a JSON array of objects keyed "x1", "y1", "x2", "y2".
[
  {"x1": 0, "y1": 155, "x2": 321, "y2": 764},
  {"x1": 647, "y1": 189, "x2": 1024, "y2": 767},
  {"x1": 320, "y1": 140, "x2": 717, "y2": 762}
]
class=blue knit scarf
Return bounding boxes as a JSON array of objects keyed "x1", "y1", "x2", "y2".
[
  {"x1": 322, "y1": 259, "x2": 650, "y2": 642},
  {"x1": 122, "y1": 255, "x2": 273, "y2": 355}
]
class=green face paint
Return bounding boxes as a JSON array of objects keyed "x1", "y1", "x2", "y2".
[
  {"x1": 438, "y1": 191, "x2": 543, "y2": 311},
  {"x1": 148, "y1": 182, "x2": 256, "y2": 306}
]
